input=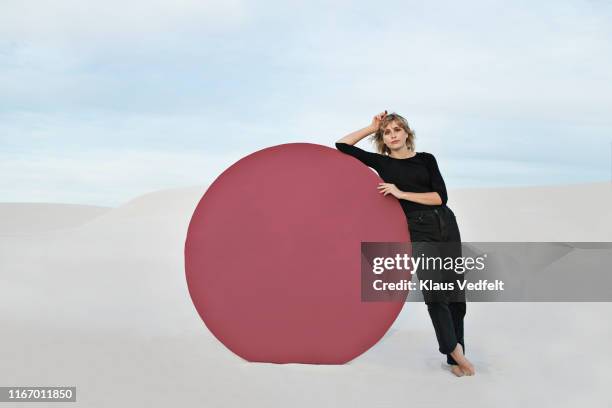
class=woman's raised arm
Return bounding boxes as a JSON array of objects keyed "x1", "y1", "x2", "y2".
[{"x1": 335, "y1": 111, "x2": 386, "y2": 145}]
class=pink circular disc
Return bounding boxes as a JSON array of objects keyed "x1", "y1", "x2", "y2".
[{"x1": 185, "y1": 142, "x2": 409, "y2": 364}]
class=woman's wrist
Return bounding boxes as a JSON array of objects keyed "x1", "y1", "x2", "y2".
[{"x1": 366, "y1": 124, "x2": 378, "y2": 134}]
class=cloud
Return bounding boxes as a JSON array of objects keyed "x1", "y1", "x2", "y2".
[
  {"x1": 0, "y1": 0, "x2": 248, "y2": 44},
  {"x1": 1, "y1": 0, "x2": 612, "y2": 205},
  {"x1": 277, "y1": 0, "x2": 612, "y2": 123}
]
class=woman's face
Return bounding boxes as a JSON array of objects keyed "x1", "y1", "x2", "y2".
[{"x1": 382, "y1": 120, "x2": 409, "y2": 151}]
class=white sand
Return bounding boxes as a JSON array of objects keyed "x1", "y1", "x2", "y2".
[
  {"x1": 0, "y1": 203, "x2": 110, "y2": 234},
  {"x1": 1, "y1": 182, "x2": 611, "y2": 407}
]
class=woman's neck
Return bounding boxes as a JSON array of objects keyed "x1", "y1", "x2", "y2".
[{"x1": 389, "y1": 147, "x2": 416, "y2": 159}]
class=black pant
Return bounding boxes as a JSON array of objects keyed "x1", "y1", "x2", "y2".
[{"x1": 406, "y1": 205, "x2": 466, "y2": 365}]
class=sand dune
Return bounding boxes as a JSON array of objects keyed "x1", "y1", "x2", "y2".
[
  {"x1": 0, "y1": 203, "x2": 110, "y2": 235},
  {"x1": 1, "y1": 182, "x2": 610, "y2": 407},
  {"x1": 451, "y1": 181, "x2": 612, "y2": 241}
]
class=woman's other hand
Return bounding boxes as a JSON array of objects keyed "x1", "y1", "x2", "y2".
[{"x1": 377, "y1": 182, "x2": 403, "y2": 199}]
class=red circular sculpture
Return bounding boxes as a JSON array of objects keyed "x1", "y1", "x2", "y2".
[{"x1": 185, "y1": 142, "x2": 409, "y2": 364}]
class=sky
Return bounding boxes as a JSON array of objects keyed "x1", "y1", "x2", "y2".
[{"x1": 1, "y1": 0, "x2": 611, "y2": 206}]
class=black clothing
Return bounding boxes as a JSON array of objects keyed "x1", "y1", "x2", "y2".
[
  {"x1": 335, "y1": 142, "x2": 448, "y2": 216},
  {"x1": 335, "y1": 142, "x2": 466, "y2": 366},
  {"x1": 407, "y1": 206, "x2": 465, "y2": 365}
]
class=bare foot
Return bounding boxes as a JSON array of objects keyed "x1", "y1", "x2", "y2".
[
  {"x1": 449, "y1": 344, "x2": 476, "y2": 376},
  {"x1": 450, "y1": 364, "x2": 464, "y2": 377}
]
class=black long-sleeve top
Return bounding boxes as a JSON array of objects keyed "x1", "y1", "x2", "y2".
[{"x1": 335, "y1": 142, "x2": 449, "y2": 215}]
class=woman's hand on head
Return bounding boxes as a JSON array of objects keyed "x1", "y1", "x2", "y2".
[{"x1": 370, "y1": 111, "x2": 387, "y2": 133}]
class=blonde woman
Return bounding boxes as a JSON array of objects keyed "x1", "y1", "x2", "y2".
[{"x1": 335, "y1": 111, "x2": 475, "y2": 377}]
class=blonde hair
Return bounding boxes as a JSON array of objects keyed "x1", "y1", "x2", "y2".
[{"x1": 369, "y1": 112, "x2": 416, "y2": 155}]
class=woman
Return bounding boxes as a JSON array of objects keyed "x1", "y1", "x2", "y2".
[{"x1": 335, "y1": 111, "x2": 475, "y2": 377}]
